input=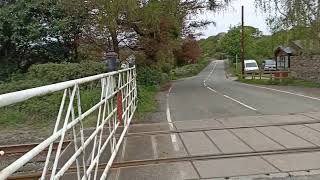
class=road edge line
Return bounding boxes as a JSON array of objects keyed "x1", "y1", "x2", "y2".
[
  {"x1": 240, "y1": 83, "x2": 320, "y2": 101},
  {"x1": 166, "y1": 86, "x2": 180, "y2": 151}
]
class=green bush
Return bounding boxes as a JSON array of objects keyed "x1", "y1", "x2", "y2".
[
  {"x1": 171, "y1": 58, "x2": 210, "y2": 79},
  {"x1": 0, "y1": 88, "x2": 101, "y2": 126},
  {"x1": 0, "y1": 62, "x2": 105, "y2": 94},
  {"x1": 137, "y1": 67, "x2": 169, "y2": 86},
  {"x1": 0, "y1": 61, "x2": 104, "y2": 126},
  {"x1": 28, "y1": 62, "x2": 105, "y2": 83}
]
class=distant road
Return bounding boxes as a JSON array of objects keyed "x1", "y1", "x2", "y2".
[{"x1": 168, "y1": 60, "x2": 320, "y2": 122}]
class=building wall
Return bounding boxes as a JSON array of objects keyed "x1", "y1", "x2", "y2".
[{"x1": 290, "y1": 55, "x2": 320, "y2": 82}]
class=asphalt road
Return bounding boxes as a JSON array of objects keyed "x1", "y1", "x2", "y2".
[
  {"x1": 109, "y1": 60, "x2": 320, "y2": 180},
  {"x1": 169, "y1": 60, "x2": 320, "y2": 122}
]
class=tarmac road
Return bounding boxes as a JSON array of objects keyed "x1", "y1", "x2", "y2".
[
  {"x1": 108, "y1": 60, "x2": 320, "y2": 180},
  {"x1": 169, "y1": 60, "x2": 320, "y2": 122}
]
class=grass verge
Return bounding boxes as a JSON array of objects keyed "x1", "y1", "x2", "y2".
[
  {"x1": 239, "y1": 78, "x2": 320, "y2": 88},
  {"x1": 133, "y1": 85, "x2": 161, "y2": 122},
  {"x1": 137, "y1": 85, "x2": 160, "y2": 113}
]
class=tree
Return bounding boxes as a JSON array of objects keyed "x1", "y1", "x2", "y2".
[
  {"x1": 256, "y1": 0, "x2": 320, "y2": 50},
  {"x1": 0, "y1": 0, "x2": 232, "y2": 80},
  {"x1": 219, "y1": 26, "x2": 263, "y2": 61},
  {"x1": 176, "y1": 35, "x2": 202, "y2": 65},
  {"x1": 0, "y1": 0, "x2": 90, "y2": 79},
  {"x1": 93, "y1": 0, "x2": 230, "y2": 69}
]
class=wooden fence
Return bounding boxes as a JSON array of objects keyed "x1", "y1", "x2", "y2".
[{"x1": 243, "y1": 71, "x2": 291, "y2": 81}]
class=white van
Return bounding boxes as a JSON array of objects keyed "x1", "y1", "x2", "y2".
[{"x1": 244, "y1": 60, "x2": 259, "y2": 73}]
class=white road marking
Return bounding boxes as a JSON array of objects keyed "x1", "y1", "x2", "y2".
[
  {"x1": 241, "y1": 83, "x2": 320, "y2": 101},
  {"x1": 204, "y1": 61, "x2": 258, "y2": 111},
  {"x1": 151, "y1": 135, "x2": 159, "y2": 159},
  {"x1": 166, "y1": 104, "x2": 174, "y2": 129},
  {"x1": 207, "y1": 87, "x2": 217, "y2": 93},
  {"x1": 166, "y1": 86, "x2": 180, "y2": 151},
  {"x1": 203, "y1": 61, "x2": 217, "y2": 87},
  {"x1": 223, "y1": 95, "x2": 257, "y2": 111}
]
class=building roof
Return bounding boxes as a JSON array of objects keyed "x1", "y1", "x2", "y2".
[{"x1": 275, "y1": 46, "x2": 295, "y2": 55}]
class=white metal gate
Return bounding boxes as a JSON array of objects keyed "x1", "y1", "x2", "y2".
[{"x1": 0, "y1": 67, "x2": 137, "y2": 180}]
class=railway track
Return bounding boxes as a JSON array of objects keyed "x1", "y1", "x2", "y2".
[
  {"x1": 0, "y1": 141, "x2": 72, "y2": 180},
  {"x1": 0, "y1": 141, "x2": 71, "y2": 157},
  {"x1": 4, "y1": 119, "x2": 320, "y2": 179},
  {"x1": 126, "y1": 119, "x2": 320, "y2": 137},
  {"x1": 7, "y1": 146, "x2": 320, "y2": 179},
  {"x1": 3, "y1": 118, "x2": 317, "y2": 156}
]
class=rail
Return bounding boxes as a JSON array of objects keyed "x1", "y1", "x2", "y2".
[{"x1": 0, "y1": 67, "x2": 137, "y2": 180}]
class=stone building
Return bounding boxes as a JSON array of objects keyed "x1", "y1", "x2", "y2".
[
  {"x1": 274, "y1": 46, "x2": 296, "y2": 70},
  {"x1": 275, "y1": 40, "x2": 320, "y2": 83}
]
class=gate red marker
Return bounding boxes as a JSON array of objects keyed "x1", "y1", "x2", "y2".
[{"x1": 117, "y1": 91, "x2": 123, "y2": 124}]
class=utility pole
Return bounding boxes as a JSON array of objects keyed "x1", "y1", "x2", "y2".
[
  {"x1": 236, "y1": 54, "x2": 238, "y2": 72},
  {"x1": 241, "y1": 5, "x2": 245, "y2": 76}
]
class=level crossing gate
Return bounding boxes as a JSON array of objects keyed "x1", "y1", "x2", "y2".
[{"x1": 0, "y1": 67, "x2": 137, "y2": 180}]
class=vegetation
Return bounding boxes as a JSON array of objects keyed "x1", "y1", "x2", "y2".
[
  {"x1": 4, "y1": 0, "x2": 319, "y2": 128},
  {"x1": 0, "y1": 61, "x2": 105, "y2": 127},
  {"x1": 171, "y1": 58, "x2": 210, "y2": 79},
  {"x1": 199, "y1": 24, "x2": 312, "y2": 65},
  {"x1": 137, "y1": 85, "x2": 160, "y2": 114},
  {"x1": 255, "y1": 0, "x2": 320, "y2": 54},
  {"x1": 0, "y1": 0, "x2": 229, "y2": 81},
  {"x1": 0, "y1": 0, "x2": 232, "y2": 128},
  {"x1": 198, "y1": 33, "x2": 226, "y2": 59}
]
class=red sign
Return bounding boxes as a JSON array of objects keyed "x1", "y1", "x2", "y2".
[{"x1": 117, "y1": 91, "x2": 123, "y2": 124}]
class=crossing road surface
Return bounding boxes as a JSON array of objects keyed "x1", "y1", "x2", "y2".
[
  {"x1": 169, "y1": 60, "x2": 320, "y2": 121},
  {"x1": 106, "y1": 60, "x2": 320, "y2": 180}
]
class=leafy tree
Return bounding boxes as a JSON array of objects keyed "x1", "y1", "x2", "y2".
[
  {"x1": 0, "y1": 0, "x2": 90, "y2": 80},
  {"x1": 176, "y1": 35, "x2": 202, "y2": 65},
  {"x1": 256, "y1": 0, "x2": 320, "y2": 51},
  {"x1": 198, "y1": 33, "x2": 226, "y2": 59},
  {"x1": 0, "y1": 0, "x2": 232, "y2": 81},
  {"x1": 219, "y1": 26, "x2": 263, "y2": 61}
]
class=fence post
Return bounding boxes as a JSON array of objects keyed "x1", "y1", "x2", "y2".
[{"x1": 259, "y1": 71, "x2": 262, "y2": 80}]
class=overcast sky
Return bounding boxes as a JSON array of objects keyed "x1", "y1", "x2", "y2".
[{"x1": 197, "y1": 0, "x2": 271, "y2": 38}]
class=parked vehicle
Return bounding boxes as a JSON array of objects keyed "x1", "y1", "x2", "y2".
[
  {"x1": 262, "y1": 59, "x2": 276, "y2": 71},
  {"x1": 244, "y1": 60, "x2": 259, "y2": 73}
]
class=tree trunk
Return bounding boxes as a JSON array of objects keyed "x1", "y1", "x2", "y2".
[
  {"x1": 73, "y1": 35, "x2": 79, "y2": 63},
  {"x1": 110, "y1": 30, "x2": 119, "y2": 54},
  {"x1": 318, "y1": 0, "x2": 320, "y2": 19}
]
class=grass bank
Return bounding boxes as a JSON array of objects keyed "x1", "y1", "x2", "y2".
[
  {"x1": 171, "y1": 58, "x2": 210, "y2": 80},
  {"x1": 137, "y1": 85, "x2": 159, "y2": 113}
]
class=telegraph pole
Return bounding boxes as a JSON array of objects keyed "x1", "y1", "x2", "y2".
[
  {"x1": 236, "y1": 54, "x2": 238, "y2": 72},
  {"x1": 241, "y1": 5, "x2": 245, "y2": 76}
]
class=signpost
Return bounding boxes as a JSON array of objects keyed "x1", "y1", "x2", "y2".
[{"x1": 241, "y1": 6, "x2": 245, "y2": 77}]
